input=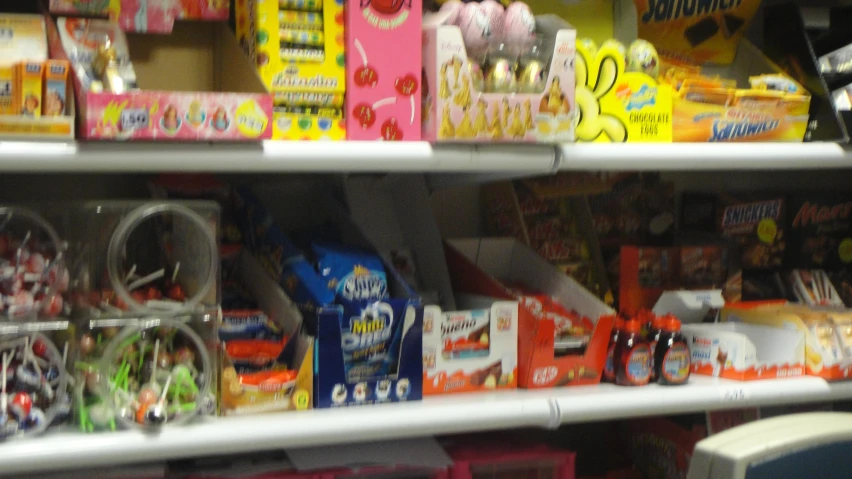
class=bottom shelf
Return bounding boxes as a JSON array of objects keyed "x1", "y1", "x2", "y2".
[{"x1": 2, "y1": 376, "x2": 852, "y2": 475}]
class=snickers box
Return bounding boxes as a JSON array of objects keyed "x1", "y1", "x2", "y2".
[
  {"x1": 786, "y1": 194, "x2": 852, "y2": 271},
  {"x1": 681, "y1": 192, "x2": 785, "y2": 270}
]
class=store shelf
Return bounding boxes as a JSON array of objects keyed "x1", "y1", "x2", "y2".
[
  {"x1": 0, "y1": 141, "x2": 557, "y2": 173},
  {"x1": 559, "y1": 142, "x2": 852, "y2": 170},
  {"x1": 552, "y1": 375, "x2": 852, "y2": 424},
  {"x1": 3, "y1": 377, "x2": 852, "y2": 475},
  {"x1": 3, "y1": 140, "x2": 852, "y2": 174}
]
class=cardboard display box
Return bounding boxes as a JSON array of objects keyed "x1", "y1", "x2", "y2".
[
  {"x1": 422, "y1": 15, "x2": 576, "y2": 143},
  {"x1": 446, "y1": 238, "x2": 614, "y2": 389},
  {"x1": 681, "y1": 323, "x2": 804, "y2": 381},
  {"x1": 233, "y1": 182, "x2": 423, "y2": 408},
  {"x1": 721, "y1": 303, "x2": 852, "y2": 380},
  {"x1": 46, "y1": 10, "x2": 272, "y2": 141},
  {"x1": 220, "y1": 250, "x2": 313, "y2": 416}
]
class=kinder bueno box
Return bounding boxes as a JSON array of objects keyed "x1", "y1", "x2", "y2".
[
  {"x1": 786, "y1": 194, "x2": 852, "y2": 271},
  {"x1": 346, "y1": 0, "x2": 422, "y2": 140},
  {"x1": 446, "y1": 238, "x2": 614, "y2": 389},
  {"x1": 422, "y1": 15, "x2": 576, "y2": 143},
  {"x1": 682, "y1": 323, "x2": 804, "y2": 381},
  {"x1": 423, "y1": 301, "x2": 518, "y2": 395},
  {"x1": 721, "y1": 303, "x2": 852, "y2": 380}
]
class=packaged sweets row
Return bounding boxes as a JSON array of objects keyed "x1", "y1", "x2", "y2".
[{"x1": 0, "y1": 0, "x2": 830, "y2": 143}]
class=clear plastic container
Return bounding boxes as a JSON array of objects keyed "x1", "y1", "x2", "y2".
[
  {"x1": 76, "y1": 313, "x2": 217, "y2": 432},
  {"x1": 0, "y1": 320, "x2": 72, "y2": 441},
  {"x1": 0, "y1": 207, "x2": 67, "y2": 321},
  {"x1": 55, "y1": 201, "x2": 220, "y2": 317}
]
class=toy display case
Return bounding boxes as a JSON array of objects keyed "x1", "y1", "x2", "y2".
[
  {"x1": 74, "y1": 313, "x2": 218, "y2": 432},
  {"x1": 47, "y1": 201, "x2": 220, "y2": 318},
  {"x1": 236, "y1": 0, "x2": 346, "y2": 141},
  {"x1": 46, "y1": 1, "x2": 272, "y2": 141},
  {"x1": 422, "y1": 15, "x2": 576, "y2": 143},
  {"x1": 0, "y1": 320, "x2": 74, "y2": 441}
]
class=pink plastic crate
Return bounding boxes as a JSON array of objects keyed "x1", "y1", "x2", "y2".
[{"x1": 447, "y1": 444, "x2": 575, "y2": 479}]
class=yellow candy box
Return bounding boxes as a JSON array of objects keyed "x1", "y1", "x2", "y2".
[
  {"x1": 575, "y1": 38, "x2": 673, "y2": 142},
  {"x1": 236, "y1": 0, "x2": 346, "y2": 140}
]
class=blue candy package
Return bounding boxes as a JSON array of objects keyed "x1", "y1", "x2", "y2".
[{"x1": 313, "y1": 243, "x2": 390, "y2": 308}]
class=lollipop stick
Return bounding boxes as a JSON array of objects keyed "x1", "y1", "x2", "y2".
[
  {"x1": 151, "y1": 339, "x2": 160, "y2": 387},
  {"x1": 171, "y1": 262, "x2": 180, "y2": 283},
  {"x1": 128, "y1": 269, "x2": 165, "y2": 291}
]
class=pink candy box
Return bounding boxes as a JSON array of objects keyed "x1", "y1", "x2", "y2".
[
  {"x1": 422, "y1": 16, "x2": 576, "y2": 143},
  {"x1": 45, "y1": 11, "x2": 272, "y2": 141},
  {"x1": 345, "y1": 0, "x2": 423, "y2": 141}
]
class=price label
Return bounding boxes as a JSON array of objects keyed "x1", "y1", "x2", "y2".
[
  {"x1": 721, "y1": 388, "x2": 748, "y2": 402},
  {"x1": 119, "y1": 108, "x2": 149, "y2": 132},
  {"x1": 0, "y1": 27, "x2": 13, "y2": 42},
  {"x1": 293, "y1": 389, "x2": 310, "y2": 410}
]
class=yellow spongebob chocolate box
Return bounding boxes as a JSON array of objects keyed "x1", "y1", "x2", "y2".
[{"x1": 575, "y1": 38, "x2": 673, "y2": 142}]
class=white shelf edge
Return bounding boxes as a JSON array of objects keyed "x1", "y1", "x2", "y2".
[
  {"x1": 2, "y1": 377, "x2": 852, "y2": 475},
  {"x1": 0, "y1": 141, "x2": 556, "y2": 174},
  {"x1": 0, "y1": 390, "x2": 554, "y2": 476},
  {"x1": 559, "y1": 142, "x2": 852, "y2": 170}
]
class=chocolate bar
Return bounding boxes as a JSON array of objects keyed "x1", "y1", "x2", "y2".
[
  {"x1": 722, "y1": 14, "x2": 745, "y2": 39},
  {"x1": 684, "y1": 17, "x2": 719, "y2": 47}
]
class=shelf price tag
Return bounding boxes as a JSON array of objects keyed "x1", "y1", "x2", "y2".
[
  {"x1": 721, "y1": 387, "x2": 749, "y2": 402},
  {"x1": 120, "y1": 108, "x2": 149, "y2": 132}
]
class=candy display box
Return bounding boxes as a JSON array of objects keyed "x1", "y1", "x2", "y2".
[
  {"x1": 445, "y1": 238, "x2": 614, "y2": 389},
  {"x1": 345, "y1": 0, "x2": 422, "y2": 141},
  {"x1": 43, "y1": 200, "x2": 220, "y2": 318},
  {"x1": 220, "y1": 249, "x2": 313, "y2": 416},
  {"x1": 422, "y1": 15, "x2": 576, "y2": 143},
  {"x1": 236, "y1": 0, "x2": 346, "y2": 141},
  {"x1": 45, "y1": 13, "x2": 272, "y2": 141},
  {"x1": 680, "y1": 323, "x2": 804, "y2": 381},
  {"x1": 721, "y1": 303, "x2": 852, "y2": 380},
  {"x1": 422, "y1": 300, "x2": 519, "y2": 395},
  {"x1": 48, "y1": 0, "x2": 229, "y2": 26},
  {"x1": 575, "y1": 38, "x2": 673, "y2": 143},
  {"x1": 0, "y1": 320, "x2": 74, "y2": 441},
  {"x1": 668, "y1": 41, "x2": 811, "y2": 143},
  {"x1": 0, "y1": 14, "x2": 75, "y2": 140},
  {"x1": 232, "y1": 183, "x2": 423, "y2": 408},
  {"x1": 341, "y1": 176, "x2": 517, "y2": 395},
  {"x1": 445, "y1": 440, "x2": 575, "y2": 479}
]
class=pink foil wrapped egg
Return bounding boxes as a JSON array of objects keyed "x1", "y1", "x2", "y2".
[
  {"x1": 479, "y1": 0, "x2": 505, "y2": 43},
  {"x1": 503, "y1": 1, "x2": 535, "y2": 47},
  {"x1": 456, "y1": 2, "x2": 492, "y2": 52},
  {"x1": 438, "y1": 0, "x2": 463, "y2": 26}
]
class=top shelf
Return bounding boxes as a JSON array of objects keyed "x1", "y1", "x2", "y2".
[{"x1": 0, "y1": 141, "x2": 850, "y2": 173}]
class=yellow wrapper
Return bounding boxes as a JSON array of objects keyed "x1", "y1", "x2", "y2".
[{"x1": 629, "y1": 0, "x2": 763, "y2": 64}]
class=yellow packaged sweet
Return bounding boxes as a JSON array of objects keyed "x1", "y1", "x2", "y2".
[
  {"x1": 0, "y1": 14, "x2": 47, "y2": 66},
  {"x1": 620, "y1": 0, "x2": 762, "y2": 64},
  {"x1": 575, "y1": 38, "x2": 673, "y2": 143}
]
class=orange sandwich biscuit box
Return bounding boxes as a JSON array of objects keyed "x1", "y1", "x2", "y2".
[
  {"x1": 423, "y1": 302, "x2": 518, "y2": 394},
  {"x1": 445, "y1": 238, "x2": 614, "y2": 389},
  {"x1": 42, "y1": 59, "x2": 69, "y2": 116}
]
